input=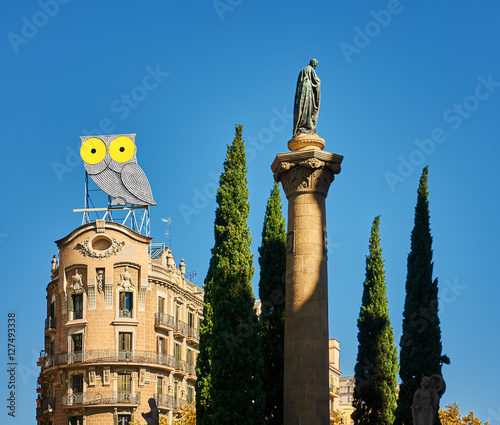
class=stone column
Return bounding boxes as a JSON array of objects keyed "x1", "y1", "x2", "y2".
[{"x1": 272, "y1": 143, "x2": 342, "y2": 425}]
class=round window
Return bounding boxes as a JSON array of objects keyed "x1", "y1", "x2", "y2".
[{"x1": 92, "y1": 236, "x2": 112, "y2": 251}]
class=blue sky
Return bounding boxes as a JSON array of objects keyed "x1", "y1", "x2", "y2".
[{"x1": 1, "y1": 1, "x2": 499, "y2": 423}]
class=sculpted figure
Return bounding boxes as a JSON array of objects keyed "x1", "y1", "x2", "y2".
[
  {"x1": 142, "y1": 398, "x2": 159, "y2": 425},
  {"x1": 412, "y1": 375, "x2": 446, "y2": 425},
  {"x1": 293, "y1": 58, "x2": 321, "y2": 137},
  {"x1": 119, "y1": 266, "x2": 134, "y2": 290},
  {"x1": 71, "y1": 269, "x2": 84, "y2": 292}
]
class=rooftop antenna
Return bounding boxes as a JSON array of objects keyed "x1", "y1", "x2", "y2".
[
  {"x1": 161, "y1": 217, "x2": 172, "y2": 249},
  {"x1": 187, "y1": 270, "x2": 197, "y2": 285}
]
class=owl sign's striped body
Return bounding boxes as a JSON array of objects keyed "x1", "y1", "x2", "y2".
[{"x1": 80, "y1": 134, "x2": 156, "y2": 206}]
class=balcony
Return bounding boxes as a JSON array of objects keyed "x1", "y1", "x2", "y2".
[
  {"x1": 329, "y1": 385, "x2": 339, "y2": 396},
  {"x1": 174, "y1": 320, "x2": 188, "y2": 339},
  {"x1": 173, "y1": 359, "x2": 187, "y2": 377},
  {"x1": 69, "y1": 310, "x2": 83, "y2": 321},
  {"x1": 155, "y1": 393, "x2": 174, "y2": 409},
  {"x1": 61, "y1": 391, "x2": 141, "y2": 406},
  {"x1": 119, "y1": 308, "x2": 132, "y2": 318},
  {"x1": 187, "y1": 363, "x2": 196, "y2": 380},
  {"x1": 155, "y1": 394, "x2": 187, "y2": 411},
  {"x1": 42, "y1": 350, "x2": 176, "y2": 370},
  {"x1": 186, "y1": 327, "x2": 199, "y2": 346},
  {"x1": 44, "y1": 317, "x2": 56, "y2": 332},
  {"x1": 155, "y1": 312, "x2": 175, "y2": 331}
]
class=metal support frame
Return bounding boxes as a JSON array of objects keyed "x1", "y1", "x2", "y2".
[{"x1": 76, "y1": 172, "x2": 151, "y2": 236}]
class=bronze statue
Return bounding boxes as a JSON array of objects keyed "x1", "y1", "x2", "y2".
[
  {"x1": 412, "y1": 375, "x2": 446, "y2": 425},
  {"x1": 293, "y1": 58, "x2": 321, "y2": 137},
  {"x1": 142, "y1": 397, "x2": 159, "y2": 425}
]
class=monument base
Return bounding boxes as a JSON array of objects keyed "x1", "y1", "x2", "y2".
[{"x1": 288, "y1": 133, "x2": 325, "y2": 151}]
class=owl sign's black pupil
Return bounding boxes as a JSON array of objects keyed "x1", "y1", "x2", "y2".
[
  {"x1": 120, "y1": 147, "x2": 125, "y2": 152},
  {"x1": 91, "y1": 148, "x2": 96, "y2": 154}
]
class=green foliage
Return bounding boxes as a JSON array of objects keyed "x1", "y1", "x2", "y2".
[
  {"x1": 196, "y1": 267, "x2": 213, "y2": 425},
  {"x1": 352, "y1": 216, "x2": 399, "y2": 425},
  {"x1": 258, "y1": 182, "x2": 286, "y2": 424},
  {"x1": 395, "y1": 167, "x2": 448, "y2": 425},
  {"x1": 200, "y1": 125, "x2": 265, "y2": 425}
]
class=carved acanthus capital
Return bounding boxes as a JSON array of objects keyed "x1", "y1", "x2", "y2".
[{"x1": 271, "y1": 149, "x2": 343, "y2": 199}]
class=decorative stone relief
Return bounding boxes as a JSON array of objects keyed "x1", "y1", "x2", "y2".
[
  {"x1": 74, "y1": 236, "x2": 125, "y2": 259},
  {"x1": 104, "y1": 284, "x2": 113, "y2": 309},
  {"x1": 139, "y1": 287, "x2": 147, "y2": 311},
  {"x1": 70, "y1": 269, "x2": 85, "y2": 294},
  {"x1": 88, "y1": 286, "x2": 96, "y2": 310},
  {"x1": 277, "y1": 158, "x2": 337, "y2": 199},
  {"x1": 89, "y1": 369, "x2": 96, "y2": 386},
  {"x1": 103, "y1": 368, "x2": 110, "y2": 385},
  {"x1": 96, "y1": 269, "x2": 104, "y2": 294},
  {"x1": 139, "y1": 369, "x2": 145, "y2": 386},
  {"x1": 118, "y1": 266, "x2": 134, "y2": 290}
]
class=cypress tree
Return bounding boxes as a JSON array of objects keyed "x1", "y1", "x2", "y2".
[
  {"x1": 206, "y1": 124, "x2": 265, "y2": 424},
  {"x1": 258, "y1": 182, "x2": 286, "y2": 424},
  {"x1": 196, "y1": 265, "x2": 213, "y2": 425},
  {"x1": 352, "y1": 216, "x2": 398, "y2": 425},
  {"x1": 395, "y1": 167, "x2": 449, "y2": 425}
]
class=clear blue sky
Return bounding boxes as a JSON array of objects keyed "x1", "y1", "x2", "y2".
[{"x1": 1, "y1": 1, "x2": 499, "y2": 423}]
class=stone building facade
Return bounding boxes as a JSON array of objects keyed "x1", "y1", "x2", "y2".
[
  {"x1": 329, "y1": 339, "x2": 341, "y2": 419},
  {"x1": 36, "y1": 220, "x2": 203, "y2": 425}
]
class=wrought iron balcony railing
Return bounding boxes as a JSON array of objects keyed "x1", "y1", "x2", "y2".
[
  {"x1": 187, "y1": 326, "x2": 199, "y2": 341},
  {"x1": 61, "y1": 391, "x2": 140, "y2": 406},
  {"x1": 154, "y1": 393, "x2": 188, "y2": 410},
  {"x1": 41, "y1": 350, "x2": 176, "y2": 370},
  {"x1": 155, "y1": 312, "x2": 175, "y2": 329},
  {"x1": 119, "y1": 308, "x2": 132, "y2": 318}
]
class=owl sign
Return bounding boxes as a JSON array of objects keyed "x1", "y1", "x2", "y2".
[{"x1": 80, "y1": 134, "x2": 156, "y2": 206}]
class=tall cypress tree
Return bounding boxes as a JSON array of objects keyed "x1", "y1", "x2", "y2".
[
  {"x1": 258, "y1": 182, "x2": 286, "y2": 424},
  {"x1": 205, "y1": 124, "x2": 265, "y2": 424},
  {"x1": 395, "y1": 167, "x2": 449, "y2": 425},
  {"x1": 352, "y1": 216, "x2": 398, "y2": 425},
  {"x1": 196, "y1": 265, "x2": 213, "y2": 425}
]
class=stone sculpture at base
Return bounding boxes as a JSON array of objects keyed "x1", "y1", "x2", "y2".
[
  {"x1": 412, "y1": 375, "x2": 446, "y2": 425},
  {"x1": 142, "y1": 398, "x2": 159, "y2": 425}
]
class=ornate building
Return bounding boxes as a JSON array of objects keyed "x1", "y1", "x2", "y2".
[{"x1": 36, "y1": 219, "x2": 203, "y2": 425}]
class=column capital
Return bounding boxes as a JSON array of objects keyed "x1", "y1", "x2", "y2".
[{"x1": 271, "y1": 149, "x2": 343, "y2": 199}]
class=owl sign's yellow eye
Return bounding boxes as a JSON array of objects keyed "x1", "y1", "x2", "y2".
[
  {"x1": 109, "y1": 136, "x2": 135, "y2": 163},
  {"x1": 80, "y1": 138, "x2": 106, "y2": 164}
]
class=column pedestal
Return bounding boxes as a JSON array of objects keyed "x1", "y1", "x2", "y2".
[{"x1": 272, "y1": 147, "x2": 342, "y2": 425}]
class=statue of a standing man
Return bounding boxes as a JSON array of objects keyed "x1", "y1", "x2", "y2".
[{"x1": 293, "y1": 58, "x2": 321, "y2": 137}]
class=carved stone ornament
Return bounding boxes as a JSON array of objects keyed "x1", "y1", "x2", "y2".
[
  {"x1": 272, "y1": 150, "x2": 343, "y2": 199},
  {"x1": 74, "y1": 236, "x2": 125, "y2": 259},
  {"x1": 96, "y1": 269, "x2": 104, "y2": 293},
  {"x1": 279, "y1": 160, "x2": 335, "y2": 198},
  {"x1": 118, "y1": 265, "x2": 134, "y2": 290},
  {"x1": 70, "y1": 269, "x2": 85, "y2": 294}
]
